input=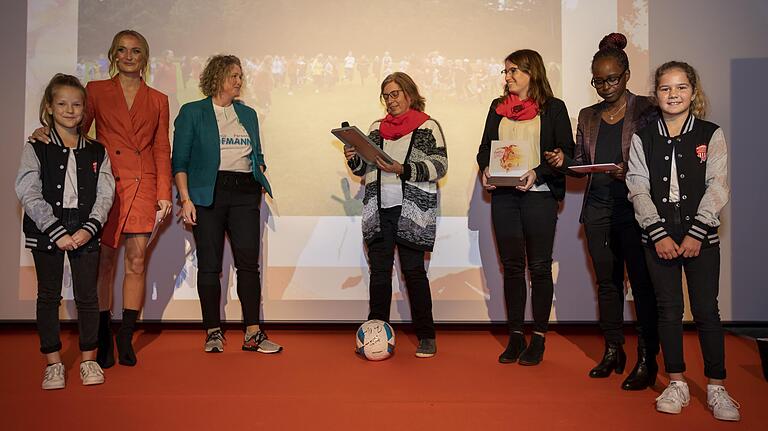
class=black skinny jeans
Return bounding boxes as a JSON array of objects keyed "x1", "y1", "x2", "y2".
[
  {"x1": 644, "y1": 204, "x2": 726, "y2": 379},
  {"x1": 585, "y1": 221, "x2": 659, "y2": 351},
  {"x1": 33, "y1": 209, "x2": 100, "y2": 354},
  {"x1": 367, "y1": 206, "x2": 435, "y2": 340},
  {"x1": 491, "y1": 190, "x2": 557, "y2": 334},
  {"x1": 193, "y1": 172, "x2": 263, "y2": 330}
]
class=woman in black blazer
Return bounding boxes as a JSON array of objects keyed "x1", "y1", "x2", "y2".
[{"x1": 476, "y1": 49, "x2": 574, "y2": 366}]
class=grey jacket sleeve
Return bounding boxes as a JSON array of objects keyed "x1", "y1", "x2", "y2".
[
  {"x1": 688, "y1": 128, "x2": 729, "y2": 239},
  {"x1": 82, "y1": 152, "x2": 115, "y2": 236},
  {"x1": 626, "y1": 133, "x2": 669, "y2": 243},
  {"x1": 15, "y1": 142, "x2": 67, "y2": 241}
]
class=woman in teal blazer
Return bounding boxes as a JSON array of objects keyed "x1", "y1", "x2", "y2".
[{"x1": 172, "y1": 54, "x2": 281, "y2": 355}]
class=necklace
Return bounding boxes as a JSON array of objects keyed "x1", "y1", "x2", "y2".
[{"x1": 605, "y1": 100, "x2": 627, "y2": 121}]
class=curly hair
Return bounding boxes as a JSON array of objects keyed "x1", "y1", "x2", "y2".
[
  {"x1": 107, "y1": 30, "x2": 150, "y2": 77},
  {"x1": 39, "y1": 73, "x2": 87, "y2": 131},
  {"x1": 380, "y1": 72, "x2": 426, "y2": 111},
  {"x1": 652, "y1": 61, "x2": 708, "y2": 118},
  {"x1": 592, "y1": 32, "x2": 630, "y2": 71},
  {"x1": 199, "y1": 55, "x2": 243, "y2": 97}
]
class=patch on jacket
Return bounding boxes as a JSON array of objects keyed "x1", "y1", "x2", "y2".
[{"x1": 696, "y1": 144, "x2": 707, "y2": 163}]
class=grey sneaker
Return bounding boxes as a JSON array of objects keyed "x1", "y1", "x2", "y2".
[
  {"x1": 242, "y1": 330, "x2": 283, "y2": 354},
  {"x1": 204, "y1": 330, "x2": 226, "y2": 353},
  {"x1": 415, "y1": 338, "x2": 437, "y2": 358},
  {"x1": 42, "y1": 363, "x2": 65, "y2": 390},
  {"x1": 79, "y1": 360, "x2": 104, "y2": 386},
  {"x1": 708, "y1": 386, "x2": 741, "y2": 421},
  {"x1": 656, "y1": 381, "x2": 690, "y2": 414}
]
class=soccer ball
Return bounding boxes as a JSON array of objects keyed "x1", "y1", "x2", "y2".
[{"x1": 356, "y1": 319, "x2": 395, "y2": 361}]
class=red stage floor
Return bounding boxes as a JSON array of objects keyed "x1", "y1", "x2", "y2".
[{"x1": 1, "y1": 327, "x2": 765, "y2": 430}]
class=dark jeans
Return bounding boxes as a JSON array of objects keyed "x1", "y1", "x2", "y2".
[
  {"x1": 585, "y1": 221, "x2": 659, "y2": 350},
  {"x1": 33, "y1": 209, "x2": 100, "y2": 354},
  {"x1": 644, "y1": 205, "x2": 725, "y2": 379},
  {"x1": 367, "y1": 206, "x2": 435, "y2": 339},
  {"x1": 491, "y1": 190, "x2": 558, "y2": 334},
  {"x1": 193, "y1": 172, "x2": 263, "y2": 330}
]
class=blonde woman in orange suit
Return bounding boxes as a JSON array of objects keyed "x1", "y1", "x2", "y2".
[{"x1": 31, "y1": 30, "x2": 172, "y2": 368}]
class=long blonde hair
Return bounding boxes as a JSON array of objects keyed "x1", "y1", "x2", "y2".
[{"x1": 652, "y1": 61, "x2": 708, "y2": 118}]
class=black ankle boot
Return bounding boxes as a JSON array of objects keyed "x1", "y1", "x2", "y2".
[
  {"x1": 518, "y1": 333, "x2": 545, "y2": 366},
  {"x1": 589, "y1": 343, "x2": 627, "y2": 378},
  {"x1": 621, "y1": 346, "x2": 658, "y2": 390},
  {"x1": 499, "y1": 332, "x2": 527, "y2": 363},
  {"x1": 96, "y1": 311, "x2": 115, "y2": 369},
  {"x1": 116, "y1": 309, "x2": 138, "y2": 366}
]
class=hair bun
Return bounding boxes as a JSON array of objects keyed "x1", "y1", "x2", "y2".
[{"x1": 599, "y1": 33, "x2": 627, "y2": 51}]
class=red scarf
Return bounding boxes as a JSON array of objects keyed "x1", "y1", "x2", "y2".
[
  {"x1": 495, "y1": 94, "x2": 539, "y2": 121},
  {"x1": 379, "y1": 109, "x2": 430, "y2": 140}
]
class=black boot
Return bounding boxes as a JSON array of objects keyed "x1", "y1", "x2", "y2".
[
  {"x1": 498, "y1": 332, "x2": 527, "y2": 363},
  {"x1": 116, "y1": 309, "x2": 139, "y2": 366},
  {"x1": 96, "y1": 311, "x2": 115, "y2": 369},
  {"x1": 589, "y1": 343, "x2": 626, "y2": 378},
  {"x1": 621, "y1": 346, "x2": 658, "y2": 390},
  {"x1": 518, "y1": 333, "x2": 545, "y2": 366}
]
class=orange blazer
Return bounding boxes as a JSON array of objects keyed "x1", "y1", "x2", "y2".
[{"x1": 83, "y1": 75, "x2": 172, "y2": 248}]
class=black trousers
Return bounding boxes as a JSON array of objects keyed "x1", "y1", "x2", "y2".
[
  {"x1": 367, "y1": 206, "x2": 435, "y2": 339},
  {"x1": 193, "y1": 172, "x2": 263, "y2": 330},
  {"x1": 585, "y1": 221, "x2": 659, "y2": 350},
  {"x1": 32, "y1": 209, "x2": 100, "y2": 354},
  {"x1": 644, "y1": 206, "x2": 725, "y2": 379},
  {"x1": 491, "y1": 190, "x2": 558, "y2": 334}
]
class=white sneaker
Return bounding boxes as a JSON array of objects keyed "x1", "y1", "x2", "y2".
[
  {"x1": 708, "y1": 385, "x2": 741, "y2": 421},
  {"x1": 655, "y1": 380, "x2": 690, "y2": 414},
  {"x1": 79, "y1": 360, "x2": 105, "y2": 386},
  {"x1": 42, "y1": 363, "x2": 65, "y2": 390}
]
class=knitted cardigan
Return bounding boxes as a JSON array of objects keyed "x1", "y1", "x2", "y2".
[{"x1": 347, "y1": 119, "x2": 447, "y2": 251}]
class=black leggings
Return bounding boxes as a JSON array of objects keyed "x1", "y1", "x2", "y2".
[{"x1": 491, "y1": 190, "x2": 558, "y2": 334}]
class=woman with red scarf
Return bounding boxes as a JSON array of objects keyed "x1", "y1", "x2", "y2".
[
  {"x1": 345, "y1": 72, "x2": 447, "y2": 358},
  {"x1": 476, "y1": 49, "x2": 574, "y2": 366}
]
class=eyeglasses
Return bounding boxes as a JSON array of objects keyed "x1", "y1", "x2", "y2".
[
  {"x1": 381, "y1": 89, "x2": 403, "y2": 101},
  {"x1": 591, "y1": 69, "x2": 627, "y2": 88},
  {"x1": 500, "y1": 67, "x2": 519, "y2": 76}
]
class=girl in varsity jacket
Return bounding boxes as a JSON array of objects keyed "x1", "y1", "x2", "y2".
[
  {"x1": 15, "y1": 74, "x2": 115, "y2": 390},
  {"x1": 626, "y1": 61, "x2": 740, "y2": 421}
]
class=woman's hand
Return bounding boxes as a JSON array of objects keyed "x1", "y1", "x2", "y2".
[
  {"x1": 376, "y1": 157, "x2": 403, "y2": 175},
  {"x1": 481, "y1": 167, "x2": 496, "y2": 191},
  {"x1": 29, "y1": 127, "x2": 51, "y2": 144},
  {"x1": 655, "y1": 237, "x2": 680, "y2": 260},
  {"x1": 516, "y1": 170, "x2": 537, "y2": 192},
  {"x1": 678, "y1": 235, "x2": 702, "y2": 258},
  {"x1": 177, "y1": 199, "x2": 197, "y2": 226},
  {"x1": 344, "y1": 146, "x2": 357, "y2": 161},
  {"x1": 157, "y1": 200, "x2": 172, "y2": 223},
  {"x1": 55, "y1": 234, "x2": 77, "y2": 251},
  {"x1": 543, "y1": 148, "x2": 564, "y2": 168},
  {"x1": 71, "y1": 229, "x2": 93, "y2": 248},
  {"x1": 608, "y1": 161, "x2": 627, "y2": 181}
]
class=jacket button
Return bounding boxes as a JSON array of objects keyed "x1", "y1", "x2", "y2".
[
  {"x1": 115, "y1": 177, "x2": 120, "y2": 181},
  {"x1": 680, "y1": 174, "x2": 685, "y2": 179},
  {"x1": 136, "y1": 150, "x2": 141, "y2": 155},
  {"x1": 48, "y1": 245, "x2": 52, "y2": 250},
  {"x1": 664, "y1": 156, "x2": 669, "y2": 160},
  {"x1": 116, "y1": 150, "x2": 121, "y2": 155},
  {"x1": 662, "y1": 197, "x2": 668, "y2": 203},
  {"x1": 682, "y1": 195, "x2": 687, "y2": 200},
  {"x1": 60, "y1": 165, "x2": 65, "y2": 169},
  {"x1": 667, "y1": 139, "x2": 672, "y2": 144},
  {"x1": 55, "y1": 201, "x2": 61, "y2": 206},
  {"x1": 661, "y1": 218, "x2": 666, "y2": 222},
  {"x1": 135, "y1": 178, "x2": 139, "y2": 182},
  {"x1": 62, "y1": 148, "x2": 67, "y2": 153},
  {"x1": 57, "y1": 184, "x2": 62, "y2": 189},
  {"x1": 678, "y1": 154, "x2": 682, "y2": 158},
  {"x1": 685, "y1": 216, "x2": 691, "y2": 221},
  {"x1": 663, "y1": 177, "x2": 668, "y2": 182}
]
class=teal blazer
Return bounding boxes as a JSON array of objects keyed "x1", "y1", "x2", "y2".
[{"x1": 172, "y1": 97, "x2": 272, "y2": 206}]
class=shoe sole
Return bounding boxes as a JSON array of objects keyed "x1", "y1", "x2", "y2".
[
  {"x1": 415, "y1": 352, "x2": 435, "y2": 358},
  {"x1": 242, "y1": 346, "x2": 283, "y2": 354},
  {"x1": 498, "y1": 357, "x2": 518, "y2": 364},
  {"x1": 42, "y1": 382, "x2": 65, "y2": 390},
  {"x1": 518, "y1": 359, "x2": 541, "y2": 366},
  {"x1": 205, "y1": 347, "x2": 223, "y2": 353},
  {"x1": 82, "y1": 378, "x2": 105, "y2": 386},
  {"x1": 657, "y1": 401, "x2": 689, "y2": 415}
]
